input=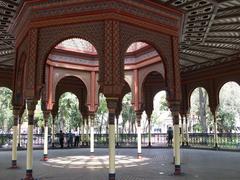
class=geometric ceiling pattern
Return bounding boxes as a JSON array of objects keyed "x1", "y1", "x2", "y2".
[
  {"x1": 158, "y1": 0, "x2": 240, "y2": 71},
  {"x1": 0, "y1": 0, "x2": 239, "y2": 72},
  {"x1": 55, "y1": 39, "x2": 98, "y2": 55},
  {"x1": 55, "y1": 39, "x2": 148, "y2": 55}
]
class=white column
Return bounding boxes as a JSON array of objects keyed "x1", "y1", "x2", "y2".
[
  {"x1": 172, "y1": 126, "x2": 175, "y2": 163},
  {"x1": 81, "y1": 118, "x2": 85, "y2": 146},
  {"x1": 185, "y1": 115, "x2": 189, "y2": 146},
  {"x1": 137, "y1": 125, "x2": 142, "y2": 155},
  {"x1": 90, "y1": 114, "x2": 95, "y2": 153},
  {"x1": 26, "y1": 124, "x2": 34, "y2": 170},
  {"x1": 24, "y1": 100, "x2": 36, "y2": 179},
  {"x1": 43, "y1": 125, "x2": 48, "y2": 157},
  {"x1": 106, "y1": 98, "x2": 118, "y2": 180},
  {"x1": 213, "y1": 112, "x2": 218, "y2": 148},
  {"x1": 174, "y1": 124, "x2": 181, "y2": 174},
  {"x1": 181, "y1": 116, "x2": 185, "y2": 146},
  {"x1": 148, "y1": 117, "x2": 151, "y2": 147},
  {"x1": 85, "y1": 117, "x2": 89, "y2": 146},
  {"x1": 18, "y1": 121, "x2": 22, "y2": 148},
  {"x1": 109, "y1": 124, "x2": 115, "y2": 176},
  {"x1": 116, "y1": 116, "x2": 119, "y2": 147},
  {"x1": 51, "y1": 115, "x2": 55, "y2": 148},
  {"x1": 43, "y1": 111, "x2": 50, "y2": 161},
  {"x1": 170, "y1": 102, "x2": 181, "y2": 175},
  {"x1": 11, "y1": 108, "x2": 19, "y2": 168},
  {"x1": 136, "y1": 111, "x2": 142, "y2": 158}
]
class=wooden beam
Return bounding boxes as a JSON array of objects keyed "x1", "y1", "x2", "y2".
[
  {"x1": 0, "y1": 57, "x2": 14, "y2": 64},
  {"x1": 199, "y1": 44, "x2": 240, "y2": 51},
  {"x1": 203, "y1": 6, "x2": 219, "y2": 43},
  {"x1": 205, "y1": 40, "x2": 240, "y2": 46},
  {"x1": 180, "y1": 57, "x2": 201, "y2": 64},
  {"x1": 207, "y1": 35, "x2": 240, "y2": 39},
  {"x1": 2, "y1": 0, "x2": 19, "y2": 6},
  {"x1": 188, "y1": 47, "x2": 228, "y2": 56},
  {"x1": 181, "y1": 52, "x2": 213, "y2": 61}
]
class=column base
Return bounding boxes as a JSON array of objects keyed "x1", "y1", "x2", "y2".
[
  {"x1": 174, "y1": 165, "x2": 181, "y2": 175},
  {"x1": 41, "y1": 154, "x2": 48, "y2": 161},
  {"x1": 109, "y1": 173, "x2": 115, "y2": 180},
  {"x1": 9, "y1": 160, "x2": 18, "y2": 169},
  {"x1": 148, "y1": 143, "x2": 151, "y2": 147},
  {"x1": 23, "y1": 170, "x2": 34, "y2": 180},
  {"x1": 137, "y1": 153, "x2": 142, "y2": 159}
]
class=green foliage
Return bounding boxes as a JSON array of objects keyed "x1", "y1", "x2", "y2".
[
  {"x1": 218, "y1": 82, "x2": 240, "y2": 132},
  {"x1": 217, "y1": 108, "x2": 235, "y2": 133},
  {"x1": 190, "y1": 82, "x2": 240, "y2": 133},
  {"x1": 159, "y1": 98, "x2": 168, "y2": 111},
  {"x1": 58, "y1": 92, "x2": 82, "y2": 131},
  {"x1": 193, "y1": 123, "x2": 203, "y2": 132},
  {"x1": 96, "y1": 94, "x2": 108, "y2": 134},
  {"x1": 151, "y1": 91, "x2": 169, "y2": 127},
  {"x1": 190, "y1": 88, "x2": 209, "y2": 132},
  {"x1": 121, "y1": 93, "x2": 136, "y2": 133},
  {"x1": 0, "y1": 87, "x2": 13, "y2": 131}
]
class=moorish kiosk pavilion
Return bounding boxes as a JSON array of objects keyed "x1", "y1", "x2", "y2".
[{"x1": 0, "y1": 0, "x2": 239, "y2": 180}]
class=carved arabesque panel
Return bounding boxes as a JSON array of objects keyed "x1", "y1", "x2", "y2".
[
  {"x1": 37, "y1": 22, "x2": 104, "y2": 90},
  {"x1": 119, "y1": 23, "x2": 176, "y2": 100},
  {"x1": 13, "y1": 35, "x2": 29, "y2": 106}
]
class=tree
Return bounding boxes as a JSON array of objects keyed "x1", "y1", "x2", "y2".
[
  {"x1": 217, "y1": 108, "x2": 235, "y2": 133},
  {"x1": 121, "y1": 93, "x2": 136, "y2": 134},
  {"x1": 96, "y1": 94, "x2": 108, "y2": 135},
  {"x1": 0, "y1": 87, "x2": 13, "y2": 131},
  {"x1": 58, "y1": 92, "x2": 82, "y2": 132},
  {"x1": 198, "y1": 88, "x2": 208, "y2": 133},
  {"x1": 190, "y1": 88, "x2": 209, "y2": 133},
  {"x1": 218, "y1": 82, "x2": 240, "y2": 132}
]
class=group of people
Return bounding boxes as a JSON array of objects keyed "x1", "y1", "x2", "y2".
[
  {"x1": 59, "y1": 130, "x2": 80, "y2": 148},
  {"x1": 58, "y1": 127, "x2": 174, "y2": 148}
]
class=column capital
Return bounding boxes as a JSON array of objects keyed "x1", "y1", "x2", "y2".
[
  {"x1": 135, "y1": 110, "x2": 142, "y2": 119},
  {"x1": 43, "y1": 111, "x2": 51, "y2": 120},
  {"x1": 13, "y1": 108, "x2": 20, "y2": 126},
  {"x1": 106, "y1": 97, "x2": 119, "y2": 113},
  {"x1": 13, "y1": 108, "x2": 20, "y2": 117},
  {"x1": 89, "y1": 112, "x2": 95, "y2": 125},
  {"x1": 168, "y1": 100, "x2": 180, "y2": 112},
  {"x1": 135, "y1": 110, "x2": 142, "y2": 127},
  {"x1": 27, "y1": 99, "x2": 37, "y2": 115}
]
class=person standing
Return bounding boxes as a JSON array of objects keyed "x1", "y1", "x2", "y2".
[
  {"x1": 59, "y1": 130, "x2": 64, "y2": 148},
  {"x1": 67, "y1": 130, "x2": 73, "y2": 148},
  {"x1": 74, "y1": 129, "x2": 80, "y2": 147},
  {"x1": 167, "y1": 127, "x2": 173, "y2": 146}
]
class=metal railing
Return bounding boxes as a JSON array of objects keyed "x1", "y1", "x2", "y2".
[{"x1": 0, "y1": 133, "x2": 239, "y2": 150}]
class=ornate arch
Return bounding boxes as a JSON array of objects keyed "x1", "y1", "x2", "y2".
[
  {"x1": 36, "y1": 22, "x2": 104, "y2": 94},
  {"x1": 216, "y1": 80, "x2": 240, "y2": 104},
  {"x1": 141, "y1": 71, "x2": 165, "y2": 111},
  {"x1": 119, "y1": 23, "x2": 177, "y2": 101},
  {"x1": 53, "y1": 75, "x2": 88, "y2": 105},
  {"x1": 188, "y1": 86, "x2": 210, "y2": 111}
]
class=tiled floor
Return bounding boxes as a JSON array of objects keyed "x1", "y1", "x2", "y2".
[{"x1": 0, "y1": 148, "x2": 239, "y2": 180}]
